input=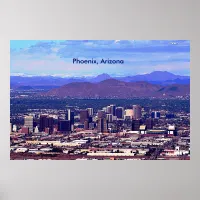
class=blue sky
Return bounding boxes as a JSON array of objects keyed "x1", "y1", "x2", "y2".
[{"x1": 10, "y1": 40, "x2": 190, "y2": 77}]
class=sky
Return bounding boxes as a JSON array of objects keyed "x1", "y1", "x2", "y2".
[{"x1": 10, "y1": 40, "x2": 190, "y2": 77}]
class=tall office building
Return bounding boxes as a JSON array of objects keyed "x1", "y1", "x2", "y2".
[
  {"x1": 103, "y1": 118, "x2": 108, "y2": 132},
  {"x1": 24, "y1": 116, "x2": 33, "y2": 133},
  {"x1": 124, "y1": 109, "x2": 134, "y2": 119},
  {"x1": 97, "y1": 118, "x2": 103, "y2": 133},
  {"x1": 87, "y1": 108, "x2": 93, "y2": 116},
  {"x1": 66, "y1": 109, "x2": 74, "y2": 124},
  {"x1": 151, "y1": 111, "x2": 161, "y2": 119},
  {"x1": 110, "y1": 105, "x2": 116, "y2": 116},
  {"x1": 102, "y1": 107, "x2": 107, "y2": 113},
  {"x1": 47, "y1": 117, "x2": 54, "y2": 133},
  {"x1": 97, "y1": 118, "x2": 108, "y2": 133},
  {"x1": 39, "y1": 115, "x2": 48, "y2": 132},
  {"x1": 133, "y1": 105, "x2": 142, "y2": 120},
  {"x1": 106, "y1": 106, "x2": 111, "y2": 114},
  {"x1": 80, "y1": 110, "x2": 89, "y2": 124},
  {"x1": 106, "y1": 114, "x2": 113, "y2": 123},
  {"x1": 97, "y1": 110, "x2": 106, "y2": 119},
  {"x1": 116, "y1": 107, "x2": 124, "y2": 119},
  {"x1": 66, "y1": 109, "x2": 75, "y2": 131},
  {"x1": 58, "y1": 120, "x2": 71, "y2": 132},
  {"x1": 132, "y1": 119, "x2": 142, "y2": 131},
  {"x1": 39, "y1": 115, "x2": 54, "y2": 133},
  {"x1": 88, "y1": 116, "x2": 93, "y2": 123},
  {"x1": 145, "y1": 118, "x2": 154, "y2": 129}
]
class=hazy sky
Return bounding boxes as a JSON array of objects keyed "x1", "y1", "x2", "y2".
[{"x1": 10, "y1": 40, "x2": 190, "y2": 77}]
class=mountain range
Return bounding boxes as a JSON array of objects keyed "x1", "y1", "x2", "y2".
[
  {"x1": 44, "y1": 79, "x2": 190, "y2": 98},
  {"x1": 10, "y1": 71, "x2": 190, "y2": 89}
]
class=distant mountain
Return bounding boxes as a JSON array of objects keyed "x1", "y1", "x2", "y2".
[
  {"x1": 117, "y1": 71, "x2": 189, "y2": 83},
  {"x1": 10, "y1": 71, "x2": 190, "y2": 89},
  {"x1": 10, "y1": 76, "x2": 87, "y2": 89},
  {"x1": 90, "y1": 73, "x2": 111, "y2": 82},
  {"x1": 44, "y1": 79, "x2": 190, "y2": 98},
  {"x1": 157, "y1": 78, "x2": 190, "y2": 85}
]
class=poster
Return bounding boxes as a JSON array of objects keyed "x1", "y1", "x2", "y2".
[{"x1": 10, "y1": 40, "x2": 190, "y2": 160}]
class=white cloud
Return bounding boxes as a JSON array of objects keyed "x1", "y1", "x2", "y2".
[{"x1": 114, "y1": 40, "x2": 120, "y2": 43}]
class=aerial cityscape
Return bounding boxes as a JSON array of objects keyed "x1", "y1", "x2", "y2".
[{"x1": 10, "y1": 40, "x2": 190, "y2": 160}]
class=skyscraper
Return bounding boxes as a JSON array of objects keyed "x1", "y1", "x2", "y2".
[
  {"x1": 39, "y1": 115, "x2": 48, "y2": 132},
  {"x1": 133, "y1": 105, "x2": 142, "y2": 120},
  {"x1": 88, "y1": 116, "x2": 93, "y2": 123},
  {"x1": 87, "y1": 108, "x2": 94, "y2": 116},
  {"x1": 66, "y1": 109, "x2": 75, "y2": 131},
  {"x1": 132, "y1": 119, "x2": 142, "y2": 131},
  {"x1": 116, "y1": 107, "x2": 124, "y2": 119},
  {"x1": 97, "y1": 110, "x2": 106, "y2": 119},
  {"x1": 66, "y1": 109, "x2": 75, "y2": 124},
  {"x1": 106, "y1": 114, "x2": 113, "y2": 123},
  {"x1": 102, "y1": 107, "x2": 107, "y2": 113},
  {"x1": 97, "y1": 118, "x2": 103, "y2": 133},
  {"x1": 39, "y1": 115, "x2": 54, "y2": 133},
  {"x1": 110, "y1": 105, "x2": 116, "y2": 116},
  {"x1": 97, "y1": 118, "x2": 108, "y2": 133},
  {"x1": 24, "y1": 116, "x2": 33, "y2": 133},
  {"x1": 103, "y1": 118, "x2": 108, "y2": 132},
  {"x1": 106, "y1": 106, "x2": 111, "y2": 114},
  {"x1": 58, "y1": 120, "x2": 71, "y2": 132},
  {"x1": 47, "y1": 117, "x2": 54, "y2": 134},
  {"x1": 145, "y1": 118, "x2": 154, "y2": 129},
  {"x1": 124, "y1": 109, "x2": 134, "y2": 119},
  {"x1": 80, "y1": 110, "x2": 89, "y2": 124}
]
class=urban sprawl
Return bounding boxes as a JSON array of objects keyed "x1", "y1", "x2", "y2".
[{"x1": 10, "y1": 101, "x2": 190, "y2": 160}]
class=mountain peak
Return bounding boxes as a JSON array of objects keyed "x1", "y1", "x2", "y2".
[
  {"x1": 96, "y1": 73, "x2": 111, "y2": 78},
  {"x1": 92, "y1": 73, "x2": 111, "y2": 82},
  {"x1": 149, "y1": 71, "x2": 174, "y2": 75}
]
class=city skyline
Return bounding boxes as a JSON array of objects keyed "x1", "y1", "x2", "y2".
[{"x1": 10, "y1": 40, "x2": 190, "y2": 77}]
